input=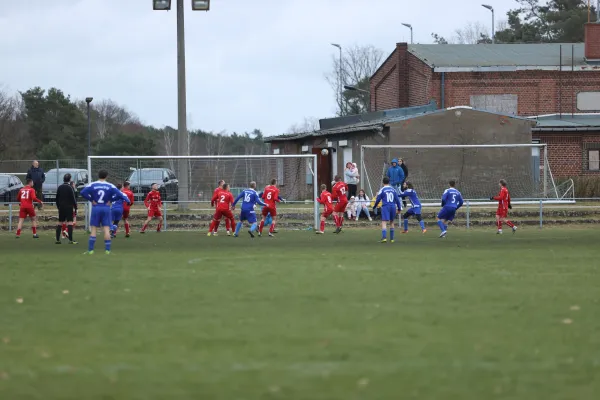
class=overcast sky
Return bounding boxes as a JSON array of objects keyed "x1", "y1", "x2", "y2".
[{"x1": 0, "y1": 0, "x2": 519, "y2": 136}]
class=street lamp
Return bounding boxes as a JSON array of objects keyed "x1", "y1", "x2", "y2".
[
  {"x1": 331, "y1": 43, "x2": 343, "y2": 115},
  {"x1": 481, "y1": 4, "x2": 495, "y2": 43},
  {"x1": 401, "y1": 23, "x2": 413, "y2": 44},
  {"x1": 152, "y1": 0, "x2": 211, "y2": 209},
  {"x1": 344, "y1": 85, "x2": 371, "y2": 112},
  {"x1": 85, "y1": 97, "x2": 93, "y2": 158}
]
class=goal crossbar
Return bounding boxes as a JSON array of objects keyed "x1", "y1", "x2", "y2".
[{"x1": 87, "y1": 154, "x2": 320, "y2": 231}]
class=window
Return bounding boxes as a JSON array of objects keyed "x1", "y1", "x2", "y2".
[
  {"x1": 577, "y1": 92, "x2": 600, "y2": 111},
  {"x1": 589, "y1": 150, "x2": 600, "y2": 171},
  {"x1": 306, "y1": 162, "x2": 313, "y2": 185},
  {"x1": 470, "y1": 94, "x2": 518, "y2": 115}
]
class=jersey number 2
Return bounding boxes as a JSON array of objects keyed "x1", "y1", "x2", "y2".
[{"x1": 98, "y1": 190, "x2": 105, "y2": 203}]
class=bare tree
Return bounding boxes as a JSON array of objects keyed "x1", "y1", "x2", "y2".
[
  {"x1": 162, "y1": 126, "x2": 177, "y2": 171},
  {"x1": 0, "y1": 87, "x2": 22, "y2": 158},
  {"x1": 94, "y1": 99, "x2": 139, "y2": 140},
  {"x1": 325, "y1": 44, "x2": 384, "y2": 116},
  {"x1": 453, "y1": 21, "x2": 492, "y2": 44},
  {"x1": 287, "y1": 116, "x2": 320, "y2": 133}
]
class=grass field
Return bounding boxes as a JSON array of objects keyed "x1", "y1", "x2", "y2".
[{"x1": 1, "y1": 227, "x2": 599, "y2": 399}]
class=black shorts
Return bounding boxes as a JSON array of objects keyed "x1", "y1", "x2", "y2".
[{"x1": 58, "y1": 206, "x2": 74, "y2": 222}]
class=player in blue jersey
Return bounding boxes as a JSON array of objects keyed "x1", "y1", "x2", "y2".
[
  {"x1": 373, "y1": 176, "x2": 402, "y2": 243},
  {"x1": 232, "y1": 181, "x2": 267, "y2": 238},
  {"x1": 399, "y1": 181, "x2": 426, "y2": 234},
  {"x1": 437, "y1": 180, "x2": 464, "y2": 238},
  {"x1": 80, "y1": 170, "x2": 129, "y2": 254},
  {"x1": 110, "y1": 183, "x2": 132, "y2": 238}
]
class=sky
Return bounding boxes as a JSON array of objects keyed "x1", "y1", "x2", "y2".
[{"x1": 0, "y1": 0, "x2": 520, "y2": 136}]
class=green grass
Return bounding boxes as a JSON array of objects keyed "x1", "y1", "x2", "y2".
[{"x1": 1, "y1": 227, "x2": 599, "y2": 399}]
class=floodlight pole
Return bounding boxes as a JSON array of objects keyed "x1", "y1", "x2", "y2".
[
  {"x1": 176, "y1": 0, "x2": 189, "y2": 209},
  {"x1": 482, "y1": 5, "x2": 495, "y2": 43}
]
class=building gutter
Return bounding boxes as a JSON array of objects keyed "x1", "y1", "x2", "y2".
[
  {"x1": 532, "y1": 127, "x2": 600, "y2": 132},
  {"x1": 434, "y1": 65, "x2": 600, "y2": 72}
]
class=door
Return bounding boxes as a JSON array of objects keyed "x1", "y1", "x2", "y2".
[{"x1": 312, "y1": 148, "x2": 332, "y2": 190}]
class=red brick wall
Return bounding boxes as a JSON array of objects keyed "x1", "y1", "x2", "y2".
[
  {"x1": 585, "y1": 23, "x2": 600, "y2": 60},
  {"x1": 534, "y1": 132, "x2": 600, "y2": 177},
  {"x1": 370, "y1": 43, "x2": 600, "y2": 114}
]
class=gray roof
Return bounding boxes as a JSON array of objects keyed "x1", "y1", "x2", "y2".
[
  {"x1": 408, "y1": 43, "x2": 595, "y2": 72},
  {"x1": 531, "y1": 114, "x2": 600, "y2": 131}
]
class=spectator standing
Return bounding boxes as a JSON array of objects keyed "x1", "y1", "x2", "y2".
[
  {"x1": 355, "y1": 190, "x2": 373, "y2": 221},
  {"x1": 344, "y1": 162, "x2": 359, "y2": 198},
  {"x1": 386, "y1": 158, "x2": 405, "y2": 194},
  {"x1": 26, "y1": 160, "x2": 45, "y2": 209},
  {"x1": 399, "y1": 158, "x2": 409, "y2": 208}
]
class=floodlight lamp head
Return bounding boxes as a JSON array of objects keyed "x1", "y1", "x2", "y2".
[
  {"x1": 153, "y1": 0, "x2": 171, "y2": 11},
  {"x1": 401, "y1": 23, "x2": 412, "y2": 29},
  {"x1": 481, "y1": 4, "x2": 493, "y2": 11},
  {"x1": 331, "y1": 43, "x2": 341, "y2": 49},
  {"x1": 85, "y1": 97, "x2": 93, "y2": 103},
  {"x1": 191, "y1": 0, "x2": 210, "y2": 11}
]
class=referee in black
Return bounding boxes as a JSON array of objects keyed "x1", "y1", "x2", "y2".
[{"x1": 55, "y1": 173, "x2": 78, "y2": 244}]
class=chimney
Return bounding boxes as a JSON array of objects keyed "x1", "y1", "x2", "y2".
[{"x1": 585, "y1": 23, "x2": 600, "y2": 61}]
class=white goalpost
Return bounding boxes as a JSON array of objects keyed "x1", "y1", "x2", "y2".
[
  {"x1": 360, "y1": 144, "x2": 574, "y2": 204},
  {"x1": 86, "y1": 155, "x2": 319, "y2": 231}
]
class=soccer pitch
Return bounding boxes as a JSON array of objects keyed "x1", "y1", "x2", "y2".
[{"x1": 0, "y1": 228, "x2": 599, "y2": 399}]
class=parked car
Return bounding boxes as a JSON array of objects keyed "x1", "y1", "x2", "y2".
[
  {"x1": 0, "y1": 174, "x2": 24, "y2": 204},
  {"x1": 42, "y1": 168, "x2": 89, "y2": 202},
  {"x1": 127, "y1": 168, "x2": 178, "y2": 202}
]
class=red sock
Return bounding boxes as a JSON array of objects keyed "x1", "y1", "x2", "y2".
[
  {"x1": 62, "y1": 223, "x2": 67, "y2": 231},
  {"x1": 214, "y1": 219, "x2": 220, "y2": 232},
  {"x1": 259, "y1": 220, "x2": 265, "y2": 233},
  {"x1": 269, "y1": 222, "x2": 276, "y2": 233},
  {"x1": 125, "y1": 221, "x2": 130, "y2": 234},
  {"x1": 225, "y1": 218, "x2": 231, "y2": 231},
  {"x1": 229, "y1": 218, "x2": 235, "y2": 229},
  {"x1": 16, "y1": 229, "x2": 21, "y2": 236},
  {"x1": 209, "y1": 220, "x2": 216, "y2": 233},
  {"x1": 497, "y1": 220, "x2": 502, "y2": 230},
  {"x1": 32, "y1": 227, "x2": 37, "y2": 235},
  {"x1": 157, "y1": 222, "x2": 162, "y2": 232},
  {"x1": 506, "y1": 220, "x2": 515, "y2": 228},
  {"x1": 320, "y1": 220, "x2": 325, "y2": 232},
  {"x1": 141, "y1": 224, "x2": 148, "y2": 232},
  {"x1": 340, "y1": 217, "x2": 344, "y2": 227},
  {"x1": 333, "y1": 215, "x2": 340, "y2": 227}
]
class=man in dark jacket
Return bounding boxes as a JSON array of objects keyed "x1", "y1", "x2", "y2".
[
  {"x1": 399, "y1": 158, "x2": 409, "y2": 208},
  {"x1": 55, "y1": 173, "x2": 78, "y2": 244},
  {"x1": 26, "y1": 160, "x2": 45, "y2": 209}
]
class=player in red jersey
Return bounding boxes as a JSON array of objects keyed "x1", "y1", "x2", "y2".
[
  {"x1": 331, "y1": 175, "x2": 349, "y2": 233},
  {"x1": 490, "y1": 179, "x2": 517, "y2": 234},
  {"x1": 140, "y1": 183, "x2": 163, "y2": 233},
  {"x1": 16, "y1": 179, "x2": 43, "y2": 239},
  {"x1": 121, "y1": 181, "x2": 135, "y2": 237},
  {"x1": 315, "y1": 184, "x2": 333, "y2": 234},
  {"x1": 210, "y1": 180, "x2": 228, "y2": 235},
  {"x1": 259, "y1": 178, "x2": 284, "y2": 237},
  {"x1": 208, "y1": 183, "x2": 235, "y2": 236}
]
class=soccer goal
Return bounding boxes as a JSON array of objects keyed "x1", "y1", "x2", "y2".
[
  {"x1": 87, "y1": 155, "x2": 319, "y2": 231},
  {"x1": 360, "y1": 144, "x2": 573, "y2": 202}
]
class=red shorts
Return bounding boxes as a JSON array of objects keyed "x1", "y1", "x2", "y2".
[
  {"x1": 214, "y1": 209, "x2": 234, "y2": 221},
  {"x1": 19, "y1": 207, "x2": 35, "y2": 219},
  {"x1": 496, "y1": 208, "x2": 508, "y2": 218},
  {"x1": 334, "y1": 201, "x2": 348, "y2": 213},
  {"x1": 122, "y1": 208, "x2": 130, "y2": 219},
  {"x1": 322, "y1": 208, "x2": 333, "y2": 218},
  {"x1": 261, "y1": 206, "x2": 277, "y2": 217},
  {"x1": 148, "y1": 208, "x2": 162, "y2": 218}
]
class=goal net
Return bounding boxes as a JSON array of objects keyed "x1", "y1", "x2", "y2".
[
  {"x1": 87, "y1": 155, "x2": 319, "y2": 231},
  {"x1": 360, "y1": 144, "x2": 565, "y2": 201}
]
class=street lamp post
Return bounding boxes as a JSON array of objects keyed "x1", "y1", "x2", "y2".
[
  {"x1": 153, "y1": 0, "x2": 210, "y2": 209},
  {"x1": 331, "y1": 43, "x2": 343, "y2": 115},
  {"x1": 85, "y1": 97, "x2": 93, "y2": 158},
  {"x1": 344, "y1": 85, "x2": 371, "y2": 113},
  {"x1": 482, "y1": 4, "x2": 495, "y2": 43},
  {"x1": 401, "y1": 23, "x2": 413, "y2": 44}
]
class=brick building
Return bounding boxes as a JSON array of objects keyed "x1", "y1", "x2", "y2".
[{"x1": 370, "y1": 24, "x2": 600, "y2": 116}]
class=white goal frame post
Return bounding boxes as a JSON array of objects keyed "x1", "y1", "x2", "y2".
[
  {"x1": 360, "y1": 144, "x2": 575, "y2": 206},
  {"x1": 86, "y1": 155, "x2": 320, "y2": 231}
]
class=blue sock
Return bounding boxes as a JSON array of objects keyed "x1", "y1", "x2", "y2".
[
  {"x1": 235, "y1": 222, "x2": 242, "y2": 235},
  {"x1": 444, "y1": 224, "x2": 448, "y2": 231},
  {"x1": 381, "y1": 229, "x2": 387, "y2": 239},
  {"x1": 419, "y1": 220, "x2": 425, "y2": 230},
  {"x1": 88, "y1": 236, "x2": 96, "y2": 252},
  {"x1": 390, "y1": 228, "x2": 395, "y2": 241},
  {"x1": 403, "y1": 219, "x2": 409, "y2": 231},
  {"x1": 105, "y1": 239, "x2": 111, "y2": 252},
  {"x1": 250, "y1": 223, "x2": 257, "y2": 232},
  {"x1": 437, "y1": 220, "x2": 445, "y2": 231}
]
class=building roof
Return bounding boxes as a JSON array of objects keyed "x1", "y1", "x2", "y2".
[
  {"x1": 407, "y1": 43, "x2": 600, "y2": 72},
  {"x1": 266, "y1": 106, "x2": 530, "y2": 143},
  {"x1": 531, "y1": 114, "x2": 600, "y2": 131}
]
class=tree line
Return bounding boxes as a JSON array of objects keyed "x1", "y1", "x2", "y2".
[{"x1": 0, "y1": 86, "x2": 268, "y2": 161}]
